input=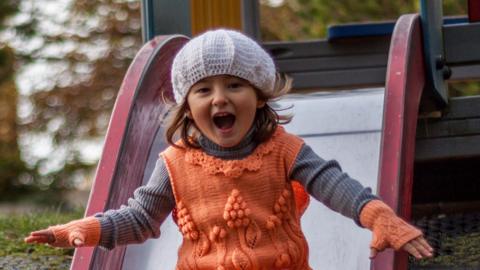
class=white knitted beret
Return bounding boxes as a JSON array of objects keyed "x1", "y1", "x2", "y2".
[{"x1": 171, "y1": 29, "x2": 276, "y2": 104}]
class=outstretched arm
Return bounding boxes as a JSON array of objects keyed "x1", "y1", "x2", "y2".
[
  {"x1": 94, "y1": 158, "x2": 175, "y2": 249},
  {"x1": 25, "y1": 158, "x2": 175, "y2": 250},
  {"x1": 290, "y1": 144, "x2": 433, "y2": 259}
]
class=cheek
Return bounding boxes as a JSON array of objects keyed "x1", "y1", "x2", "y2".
[
  {"x1": 189, "y1": 105, "x2": 211, "y2": 127},
  {"x1": 241, "y1": 97, "x2": 261, "y2": 120},
  {"x1": 241, "y1": 104, "x2": 259, "y2": 125}
]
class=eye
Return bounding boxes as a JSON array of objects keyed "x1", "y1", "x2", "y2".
[
  {"x1": 194, "y1": 87, "x2": 210, "y2": 94},
  {"x1": 227, "y1": 82, "x2": 243, "y2": 89}
]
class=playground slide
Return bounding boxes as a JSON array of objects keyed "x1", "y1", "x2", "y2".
[
  {"x1": 72, "y1": 14, "x2": 424, "y2": 270},
  {"x1": 121, "y1": 88, "x2": 385, "y2": 270}
]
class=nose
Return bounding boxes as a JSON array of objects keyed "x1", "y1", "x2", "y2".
[{"x1": 211, "y1": 87, "x2": 228, "y2": 106}]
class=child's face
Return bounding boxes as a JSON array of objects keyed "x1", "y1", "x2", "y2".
[{"x1": 186, "y1": 75, "x2": 265, "y2": 147}]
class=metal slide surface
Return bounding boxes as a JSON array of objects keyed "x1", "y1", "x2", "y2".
[
  {"x1": 121, "y1": 88, "x2": 385, "y2": 270},
  {"x1": 280, "y1": 90, "x2": 384, "y2": 269}
]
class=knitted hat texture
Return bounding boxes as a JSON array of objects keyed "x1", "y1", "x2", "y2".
[{"x1": 171, "y1": 29, "x2": 276, "y2": 104}]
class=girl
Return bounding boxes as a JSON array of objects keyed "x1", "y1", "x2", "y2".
[{"x1": 25, "y1": 29, "x2": 433, "y2": 269}]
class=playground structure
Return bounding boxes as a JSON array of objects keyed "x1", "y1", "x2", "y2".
[{"x1": 71, "y1": 1, "x2": 480, "y2": 269}]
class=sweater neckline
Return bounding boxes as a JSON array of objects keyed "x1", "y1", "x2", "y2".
[
  {"x1": 185, "y1": 126, "x2": 283, "y2": 178},
  {"x1": 197, "y1": 126, "x2": 257, "y2": 160}
]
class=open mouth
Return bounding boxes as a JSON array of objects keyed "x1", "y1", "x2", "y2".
[{"x1": 213, "y1": 112, "x2": 236, "y2": 130}]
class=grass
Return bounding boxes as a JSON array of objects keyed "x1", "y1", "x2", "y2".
[
  {"x1": 410, "y1": 232, "x2": 480, "y2": 267},
  {"x1": 0, "y1": 207, "x2": 84, "y2": 258}
]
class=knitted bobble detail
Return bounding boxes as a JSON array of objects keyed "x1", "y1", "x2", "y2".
[
  {"x1": 176, "y1": 202, "x2": 199, "y2": 240},
  {"x1": 209, "y1": 225, "x2": 227, "y2": 242},
  {"x1": 224, "y1": 189, "x2": 251, "y2": 229},
  {"x1": 265, "y1": 187, "x2": 295, "y2": 232},
  {"x1": 266, "y1": 215, "x2": 282, "y2": 231},
  {"x1": 273, "y1": 187, "x2": 292, "y2": 221}
]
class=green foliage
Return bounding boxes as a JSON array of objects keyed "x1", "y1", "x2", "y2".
[
  {"x1": 443, "y1": 0, "x2": 468, "y2": 16},
  {"x1": 261, "y1": 0, "x2": 468, "y2": 41},
  {"x1": 449, "y1": 81, "x2": 480, "y2": 97},
  {"x1": 261, "y1": 0, "x2": 419, "y2": 41},
  {"x1": 411, "y1": 232, "x2": 480, "y2": 267},
  {"x1": 0, "y1": 208, "x2": 84, "y2": 257}
]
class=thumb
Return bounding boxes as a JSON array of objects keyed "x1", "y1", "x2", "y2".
[
  {"x1": 70, "y1": 231, "x2": 85, "y2": 247},
  {"x1": 370, "y1": 248, "x2": 378, "y2": 259},
  {"x1": 73, "y1": 238, "x2": 84, "y2": 247}
]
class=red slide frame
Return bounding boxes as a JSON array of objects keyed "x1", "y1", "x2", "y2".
[
  {"x1": 372, "y1": 14, "x2": 426, "y2": 270},
  {"x1": 70, "y1": 35, "x2": 188, "y2": 270}
]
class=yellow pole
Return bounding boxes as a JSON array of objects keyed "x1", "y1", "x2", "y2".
[{"x1": 190, "y1": 0, "x2": 242, "y2": 36}]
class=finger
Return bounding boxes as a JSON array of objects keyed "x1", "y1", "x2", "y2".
[
  {"x1": 28, "y1": 230, "x2": 56, "y2": 243},
  {"x1": 24, "y1": 236, "x2": 40, "y2": 243},
  {"x1": 403, "y1": 243, "x2": 422, "y2": 259},
  {"x1": 29, "y1": 229, "x2": 52, "y2": 236},
  {"x1": 417, "y1": 237, "x2": 434, "y2": 252},
  {"x1": 25, "y1": 235, "x2": 50, "y2": 244},
  {"x1": 369, "y1": 248, "x2": 378, "y2": 259},
  {"x1": 411, "y1": 238, "x2": 433, "y2": 257}
]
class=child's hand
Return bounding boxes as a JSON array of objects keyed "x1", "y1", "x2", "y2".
[
  {"x1": 24, "y1": 228, "x2": 85, "y2": 247},
  {"x1": 370, "y1": 235, "x2": 433, "y2": 259},
  {"x1": 360, "y1": 200, "x2": 434, "y2": 260},
  {"x1": 24, "y1": 217, "x2": 101, "y2": 248}
]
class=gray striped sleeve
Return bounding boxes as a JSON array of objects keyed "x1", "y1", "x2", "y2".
[
  {"x1": 290, "y1": 144, "x2": 378, "y2": 226},
  {"x1": 96, "y1": 158, "x2": 175, "y2": 250}
]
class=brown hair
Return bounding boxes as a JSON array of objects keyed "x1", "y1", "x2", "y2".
[{"x1": 164, "y1": 73, "x2": 293, "y2": 149}]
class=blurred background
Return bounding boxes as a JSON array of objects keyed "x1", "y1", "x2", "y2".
[
  {"x1": 0, "y1": 0, "x2": 474, "y2": 210},
  {"x1": 0, "y1": 0, "x2": 478, "y2": 268}
]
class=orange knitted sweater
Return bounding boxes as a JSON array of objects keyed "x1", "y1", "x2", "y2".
[{"x1": 161, "y1": 126, "x2": 311, "y2": 270}]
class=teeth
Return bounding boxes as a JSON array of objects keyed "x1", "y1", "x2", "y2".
[{"x1": 214, "y1": 112, "x2": 231, "y2": 117}]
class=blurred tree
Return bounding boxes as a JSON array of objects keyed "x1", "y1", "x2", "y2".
[
  {"x1": 0, "y1": 0, "x2": 477, "y2": 201},
  {"x1": 35, "y1": 1, "x2": 138, "y2": 194},
  {"x1": 0, "y1": 46, "x2": 27, "y2": 197},
  {"x1": 0, "y1": 1, "x2": 28, "y2": 197},
  {"x1": 0, "y1": 0, "x2": 17, "y2": 29},
  {"x1": 19, "y1": 0, "x2": 142, "y2": 193},
  {"x1": 0, "y1": 0, "x2": 142, "y2": 201}
]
